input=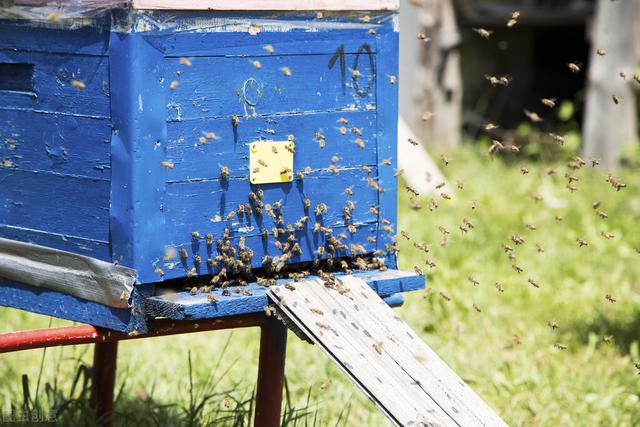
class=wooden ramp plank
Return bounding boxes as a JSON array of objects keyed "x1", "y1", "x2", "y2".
[{"x1": 268, "y1": 276, "x2": 507, "y2": 427}]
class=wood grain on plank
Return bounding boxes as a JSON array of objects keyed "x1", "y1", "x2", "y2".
[{"x1": 268, "y1": 276, "x2": 507, "y2": 426}]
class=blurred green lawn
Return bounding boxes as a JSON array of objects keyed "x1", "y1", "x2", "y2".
[{"x1": 1, "y1": 147, "x2": 639, "y2": 426}]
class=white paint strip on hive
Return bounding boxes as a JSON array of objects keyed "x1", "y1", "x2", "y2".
[
  {"x1": 268, "y1": 276, "x2": 508, "y2": 427},
  {"x1": 132, "y1": 0, "x2": 398, "y2": 10}
]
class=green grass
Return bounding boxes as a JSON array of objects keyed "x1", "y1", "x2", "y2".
[{"x1": 1, "y1": 147, "x2": 640, "y2": 426}]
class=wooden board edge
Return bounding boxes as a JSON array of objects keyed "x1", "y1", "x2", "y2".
[{"x1": 131, "y1": 0, "x2": 399, "y2": 11}]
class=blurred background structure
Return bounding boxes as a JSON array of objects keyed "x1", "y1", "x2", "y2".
[{"x1": 400, "y1": 0, "x2": 640, "y2": 172}]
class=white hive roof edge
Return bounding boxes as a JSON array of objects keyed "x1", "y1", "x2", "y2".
[{"x1": 131, "y1": 0, "x2": 398, "y2": 11}]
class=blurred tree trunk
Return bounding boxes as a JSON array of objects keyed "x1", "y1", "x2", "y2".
[
  {"x1": 583, "y1": 0, "x2": 640, "y2": 171},
  {"x1": 413, "y1": 0, "x2": 462, "y2": 149}
]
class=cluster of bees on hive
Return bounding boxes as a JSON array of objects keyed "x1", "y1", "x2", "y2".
[
  {"x1": 407, "y1": 6, "x2": 640, "y2": 369},
  {"x1": 148, "y1": 14, "x2": 399, "y2": 305}
]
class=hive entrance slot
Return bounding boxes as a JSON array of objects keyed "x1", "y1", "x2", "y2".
[{"x1": 0, "y1": 63, "x2": 35, "y2": 93}]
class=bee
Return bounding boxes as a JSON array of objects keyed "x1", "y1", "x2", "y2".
[
  {"x1": 435, "y1": 181, "x2": 446, "y2": 190},
  {"x1": 602, "y1": 335, "x2": 613, "y2": 344},
  {"x1": 438, "y1": 226, "x2": 450, "y2": 235},
  {"x1": 601, "y1": 231, "x2": 615, "y2": 240},
  {"x1": 440, "y1": 192, "x2": 452, "y2": 200},
  {"x1": 318, "y1": 378, "x2": 333, "y2": 392},
  {"x1": 524, "y1": 109, "x2": 543, "y2": 122},
  {"x1": 512, "y1": 264, "x2": 523, "y2": 274},
  {"x1": 567, "y1": 62, "x2": 581, "y2": 73},
  {"x1": 463, "y1": 218, "x2": 474, "y2": 229},
  {"x1": 525, "y1": 223, "x2": 536, "y2": 231},
  {"x1": 488, "y1": 139, "x2": 504, "y2": 155},
  {"x1": 554, "y1": 343, "x2": 567, "y2": 350},
  {"x1": 555, "y1": 215, "x2": 563, "y2": 221},
  {"x1": 612, "y1": 95, "x2": 620, "y2": 104},
  {"x1": 511, "y1": 235, "x2": 525, "y2": 245},
  {"x1": 161, "y1": 161, "x2": 175, "y2": 169},
  {"x1": 508, "y1": 144, "x2": 520, "y2": 153},
  {"x1": 253, "y1": 60, "x2": 262, "y2": 69},
  {"x1": 198, "y1": 136, "x2": 207, "y2": 144},
  {"x1": 281, "y1": 66, "x2": 292, "y2": 76},
  {"x1": 541, "y1": 98, "x2": 556, "y2": 108},
  {"x1": 190, "y1": 286, "x2": 198, "y2": 295},
  {"x1": 484, "y1": 122, "x2": 499, "y2": 131},
  {"x1": 634, "y1": 74, "x2": 640, "y2": 85},
  {"x1": 501, "y1": 243, "x2": 514, "y2": 253},
  {"x1": 194, "y1": 255, "x2": 202, "y2": 266},
  {"x1": 370, "y1": 207, "x2": 379, "y2": 215},
  {"x1": 536, "y1": 243, "x2": 545, "y2": 253},
  {"x1": 70, "y1": 79, "x2": 87, "y2": 90},
  {"x1": 605, "y1": 293, "x2": 617, "y2": 303},
  {"x1": 169, "y1": 80, "x2": 179, "y2": 90},
  {"x1": 473, "y1": 28, "x2": 493, "y2": 39},
  {"x1": 362, "y1": 165, "x2": 372, "y2": 174},
  {"x1": 421, "y1": 111, "x2": 433, "y2": 121},
  {"x1": 439, "y1": 291, "x2": 451, "y2": 301},
  {"x1": 590, "y1": 157, "x2": 600, "y2": 167},
  {"x1": 232, "y1": 114, "x2": 240, "y2": 127},
  {"x1": 596, "y1": 48, "x2": 606, "y2": 56},
  {"x1": 549, "y1": 133, "x2": 565, "y2": 145},
  {"x1": 620, "y1": 71, "x2": 627, "y2": 80},
  {"x1": 382, "y1": 158, "x2": 391, "y2": 165},
  {"x1": 339, "y1": 126, "x2": 348, "y2": 135},
  {"x1": 440, "y1": 154, "x2": 449, "y2": 166},
  {"x1": 414, "y1": 266, "x2": 423, "y2": 275},
  {"x1": 394, "y1": 169, "x2": 405, "y2": 177},
  {"x1": 576, "y1": 237, "x2": 588, "y2": 247},
  {"x1": 472, "y1": 304, "x2": 482, "y2": 313},
  {"x1": 468, "y1": 276, "x2": 479, "y2": 286},
  {"x1": 226, "y1": 210, "x2": 237, "y2": 220},
  {"x1": 155, "y1": 267, "x2": 165, "y2": 276},
  {"x1": 220, "y1": 165, "x2": 230, "y2": 179},
  {"x1": 372, "y1": 343, "x2": 383, "y2": 355},
  {"x1": 527, "y1": 278, "x2": 540, "y2": 288},
  {"x1": 416, "y1": 32, "x2": 431, "y2": 42},
  {"x1": 495, "y1": 282, "x2": 504, "y2": 293},
  {"x1": 258, "y1": 159, "x2": 268, "y2": 168},
  {"x1": 470, "y1": 200, "x2": 478, "y2": 210},
  {"x1": 348, "y1": 224, "x2": 357, "y2": 233},
  {"x1": 191, "y1": 231, "x2": 201, "y2": 239},
  {"x1": 179, "y1": 248, "x2": 188, "y2": 260},
  {"x1": 597, "y1": 210, "x2": 608, "y2": 219},
  {"x1": 263, "y1": 44, "x2": 274, "y2": 53},
  {"x1": 520, "y1": 167, "x2": 529, "y2": 174}
]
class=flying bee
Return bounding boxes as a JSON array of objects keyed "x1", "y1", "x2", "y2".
[
  {"x1": 281, "y1": 66, "x2": 292, "y2": 76},
  {"x1": 508, "y1": 144, "x2": 520, "y2": 153},
  {"x1": 596, "y1": 48, "x2": 606, "y2": 56},
  {"x1": 601, "y1": 231, "x2": 615, "y2": 240},
  {"x1": 348, "y1": 224, "x2": 357, "y2": 233},
  {"x1": 440, "y1": 192, "x2": 452, "y2": 200},
  {"x1": 226, "y1": 210, "x2": 237, "y2": 220},
  {"x1": 189, "y1": 286, "x2": 198, "y2": 295},
  {"x1": 554, "y1": 343, "x2": 567, "y2": 350},
  {"x1": 520, "y1": 167, "x2": 529, "y2": 174},
  {"x1": 472, "y1": 304, "x2": 482, "y2": 313},
  {"x1": 567, "y1": 62, "x2": 581, "y2": 73},
  {"x1": 524, "y1": 109, "x2": 543, "y2": 123},
  {"x1": 536, "y1": 243, "x2": 545, "y2": 253},
  {"x1": 539, "y1": 97, "x2": 556, "y2": 108},
  {"x1": 512, "y1": 264, "x2": 523, "y2": 274},
  {"x1": 528, "y1": 278, "x2": 540, "y2": 288},
  {"x1": 620, "y1": 71, "x2": 627, "y2": 80},
  {"x1": 463, "y1": 218, "x2": 474, "y2": 229},
  {"x1": 344, "y1": 187, "x2": 353, "y2": 195},
  {"x1": 155, "y1": 267, "x2": 165, "y2": 276},
  {"x1": 605, "y1": 293, "x2": 617, "y2": 303},
  {"x1": 473, "y1": 27, "x2": 492, "y2": 39},
  {"x1": 488, "y1": 139, "x2": 503, "y2": 155},
  {"x1": 416, "y1": 32, "x2": 431, "y2": 42},
  {"x1": 439, "y1": 291, "x2": 451, "y2": 301},
  {"x1": 547, "y1": 320, "x2": 559, "y2": 330},
  {"x1": 362, "y1": 165, "x2": 371, "y2": 174},
  {"x1": 351, "y1": 127, "x2": 363, "y2": 136},
  {"x1": 549, "y1": 133, "x2": 565, "y2": 145},
  {"x1": 602, "y1": 335, "x2": 613, "y2": 344},
  {"x1": 161, "y1": 161, "x2": 175, "y2": 169},
  {"x1": 425, "y1": 259, "x2": 436, "y2": 268},
  {"x1": 576, "y1": 237, "x2": 588, "y2": 247},
  {"x1": 435, "y1": 182, "x2": 446, "y2": 190},
  {"x1": 597, "y1": 210, "x2": 608, "y2": 219},
  {"x1": 590, "y1": 157, "x2": 600, "y2": 167},
  {"x1": 179, "y1": 248, "x2": 188, "y2": 259},
  {"x1": 408, "y1": 138, "x2": 419, "y2": 146},
  {"x1": 612, "y1": 95, "x2": 620, "y2": 104},
  {"x1": 382, "y1": 158, "x2": 392, "y2": 166},
  {"x1": 468, "y1": 276, "x2": 479, "y2": 286},
  {"x1": 438, "y1": 226, "x2": 450, "y2": 235},
  {"x1": 394, "y1": 169, "x2": 405, "y2": 177},
  {"x1": 525, "y1": 223, "x2": 536, "y2": 231},
  {"x1": 511, "y1": 235, "x2": 525, "y2": 245},
  {"x1": 440, "y1": 154, "x2": 449, "y2": 166},
  {"x1": 495, "y1": 282, "x2": 504, "y2": 293},
  {"x1": 484, "y1": 122, "x2": 499, "y2": 131},
  {"x1": 220, "y1": 166, "x2": 230, "y2": 179},
  {"x1": 501, "y1": 243, "x2": 514, "y2": 253},
  {"x1": 555, "y1": 215, "x2": 563, "y2": 221}
]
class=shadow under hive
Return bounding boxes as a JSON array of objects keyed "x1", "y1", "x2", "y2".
[{"x1": 0, "y1": 3, "x2": 424, "y2": 333}]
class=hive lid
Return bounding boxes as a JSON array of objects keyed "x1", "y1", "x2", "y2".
[{"x1": 130, "y1": 0, "x2": 398, "y2": 10}]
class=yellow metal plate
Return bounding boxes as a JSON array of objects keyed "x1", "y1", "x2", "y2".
[{"x1": 249, "y1": 140, "x2": 295, "y2": 184}]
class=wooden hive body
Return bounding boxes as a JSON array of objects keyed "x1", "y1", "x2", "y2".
[{"x1": 0, "y1": 6, "x2": 424, "y2": 332}]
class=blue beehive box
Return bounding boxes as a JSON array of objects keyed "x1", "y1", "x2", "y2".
[{"x1": 0, "y1": 0, "x2": 424, "y2": 332}]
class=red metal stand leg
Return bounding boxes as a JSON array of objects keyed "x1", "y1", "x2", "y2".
[
  {"x1": 90, "y1": 341, "x2": 118, "y2": 427},
  {"x1": 254, "y1": 318, "x2": 287, "y2": 427}
]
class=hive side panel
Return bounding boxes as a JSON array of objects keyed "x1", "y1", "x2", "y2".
[{"x1": 0, "y1": 24, "x2": 113, "y2": 256}]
